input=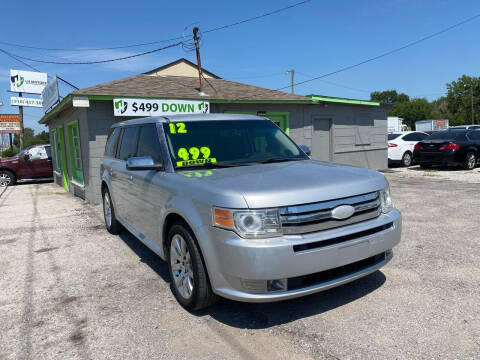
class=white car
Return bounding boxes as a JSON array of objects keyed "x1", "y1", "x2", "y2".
[{"x1": 388, "y1": 131, "x2": 429, "y2": 167}]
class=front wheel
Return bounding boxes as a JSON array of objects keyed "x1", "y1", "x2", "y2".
[
  {"x1": 0, "y1": 170, "x2": 16, "y2": 187},
  {"x1": 401, "y1": 152, "x2": 412, "y2": 167},
  {"x1": 102, "y1": 188, "x2": 122, "y2": 234},
  {"x1": 463, "y1": 152, "x2": 476, "y2": 170},
  {"x1": 167, "y1": 222, "x2": 217, "y2": 310}
]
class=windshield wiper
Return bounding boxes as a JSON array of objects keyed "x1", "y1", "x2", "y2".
[{"x1": 257, "y1": 157, "x2": 303, "y2": 164}]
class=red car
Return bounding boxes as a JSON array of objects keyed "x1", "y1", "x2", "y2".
[{"x1": 0, "y1": 144, "x2": 53, "y2": 186}]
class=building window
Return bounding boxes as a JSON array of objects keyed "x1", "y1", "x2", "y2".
[
  {"x1": 50, "y1": 129, "x2": 60, "y2": 172},
  {"x1": 67, "y1": 120, "x2": 84, "y2": 184}
]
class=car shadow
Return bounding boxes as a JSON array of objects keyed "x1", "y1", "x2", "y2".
[
  {"x1": 118, "y1": 232, "x2": 171, "y2": 284},
  {"x1": 117, "y1": 230, "x2": 387, "y2": 328},
  {"x1": 198, "y1": 271, "x2": 386, "y2": 329},
  {"x1": 407, "y1": 165, "x2": 462, "y2": 172},
  {"x1": 16, "y1": 179, "x2": 54, "y2": 185}
]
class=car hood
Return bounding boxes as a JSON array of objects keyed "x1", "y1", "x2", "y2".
[
  {"x1": 179, "y1": 160, "x2": 388, "y2": 208},
  {"x1": 0, "y1": 156, "x2": 17, "y2": 164}
]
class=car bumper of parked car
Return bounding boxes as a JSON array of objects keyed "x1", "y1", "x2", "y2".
[
  {"x1": 198, "y1": 208, "x2": 402, "y2": 302},
  {"x1": 388, "y1": 147, "x2": 404, "y2": 161},
  {"x1": 413, "y1": 150, "x2": 459, "y2": 165}
]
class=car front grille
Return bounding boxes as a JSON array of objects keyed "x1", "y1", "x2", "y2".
[{"x1": 279, "y1": 191, "x2": 381, "y2": 235}]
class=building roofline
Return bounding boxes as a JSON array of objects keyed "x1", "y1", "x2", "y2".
[
  {"x1": 143, "y1": 58, "x2": 221, "y2": 79},
  {"x1": 307, "y1": 94, "x2": 380, "y2": 106}
]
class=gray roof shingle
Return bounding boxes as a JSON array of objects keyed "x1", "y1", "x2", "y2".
[{"x1": 73, "y1": 74, "x2": 310, "y2": 102}]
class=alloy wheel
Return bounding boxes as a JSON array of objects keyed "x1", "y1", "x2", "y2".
[
  {"x1": 103, "y1": 193, "x2": 112, "y2": 228},
  {"x1": 0, "y1": 173, "x2": 11, "y2": 187},
  {"x1": 403, "y1": 153, "x2": 412, "y2": 167},
  {"x1": 170, "y1": 234, "x2": 194, "y2": 299}
]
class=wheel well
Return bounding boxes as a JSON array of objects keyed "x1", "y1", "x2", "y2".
[
  {"x1": 101, "y1": 181, "x2": 108, "y2": 195},
  {"x1": 162, "y1": 213, "x2": 187, "y2": 253},
  {"x1": 0, "y1": 168, "x2": 16, "y2": 178}
]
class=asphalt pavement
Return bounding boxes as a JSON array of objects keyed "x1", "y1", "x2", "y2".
[{"x1": 0, "y1": 173, "x2": 479, "y2": 359}]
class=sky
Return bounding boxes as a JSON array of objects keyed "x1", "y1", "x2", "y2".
[{"x1": 0, "y1": 0, "x2": 479, "y2": 134}]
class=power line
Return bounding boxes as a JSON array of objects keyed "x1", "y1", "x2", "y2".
[
  {"x1": 276, "y1": 13, "x2": 480, "y2": 91},
  {"x1": 0, "y1": 0, "x2": 313, "y2": 53},
  {"x1": 203, "y1": 0, "x2": 312, "y2": 34},
  {"x1": 0, "y1": 42, "x2": 182, "y2": 65}
]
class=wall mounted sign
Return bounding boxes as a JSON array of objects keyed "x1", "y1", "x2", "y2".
[{"x1": 112, "y1": 98, "x2": 210, "y2": 117}]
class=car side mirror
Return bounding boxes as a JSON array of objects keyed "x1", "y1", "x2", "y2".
[
  {"x1": 299, "y1": 145, "x2": 311, "y2": 156},
  {"x1": 126, "y1": 156, "x2": 163, "y2": 171},
  {"x1": 23, "y1": 154, "x2": 30, "y2": 161}
]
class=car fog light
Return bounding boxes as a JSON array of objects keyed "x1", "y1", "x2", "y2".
[{"x1": 267, "y1": 279, "x2": 287, "y2": 292}]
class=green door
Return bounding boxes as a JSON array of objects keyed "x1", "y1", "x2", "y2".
[
  {"x1": 58, "y1": 126, "x2": 69, "y2": 191},
  {"x1": 225, "y1": 111, "x2": 290, "y2": 135}
]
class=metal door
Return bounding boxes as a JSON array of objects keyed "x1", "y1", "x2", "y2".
[{"x1": 311, "y1": 118, "x2": 332, "y2": 161}]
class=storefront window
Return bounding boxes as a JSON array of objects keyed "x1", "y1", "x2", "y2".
[{"x1": 50, "y1": 129, "x2": 60, "y2": 172}]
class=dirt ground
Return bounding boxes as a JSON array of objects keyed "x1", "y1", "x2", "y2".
[{"x1": 0, "y1": 173, "x2": 479, "y2": 359}]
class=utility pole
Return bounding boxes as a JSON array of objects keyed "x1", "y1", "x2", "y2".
[
  {"x1": 193, "y1": 27, "x2": 203, "y2": 92},
  {"x1": 471, "y1": 85, "x2": 475, "y2": 124},
  {"x1": 285, "y1": 69, "x2": 295, "y2": 94},
  {"x1": 18, "y1": 92, "x2": 24, "y2": 150}
]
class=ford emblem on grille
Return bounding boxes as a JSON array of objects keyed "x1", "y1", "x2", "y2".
[{"x1": 331, "y1": 205, "x2": 355, "y2": 220}]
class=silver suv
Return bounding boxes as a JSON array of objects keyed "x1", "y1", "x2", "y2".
[{"x1": 101, "y1": 114, "x2": 402, "y2": 310}]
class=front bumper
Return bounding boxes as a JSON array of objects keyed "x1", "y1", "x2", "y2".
[{"x1": 197, "y1": 208, "x2": 402, "y2": 302}]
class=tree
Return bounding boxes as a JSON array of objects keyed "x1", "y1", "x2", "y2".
[
  {"x1": 389, "y1": 98, "x2": 434, "y2": 130},
  {"x1": 446, "y1": 75, "x2": 479, "y2": 125},
  {"x1": 370, "y1": 90, "x2": 410, "y2": 104},
  {"x1": 13, "y1": 128, "x2": 50, "y2": 148}
]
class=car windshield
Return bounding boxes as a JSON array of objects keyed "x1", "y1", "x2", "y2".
[
  {"x1": 163, "y1": 120, "x2": 308, "y2": 169},
  {"x1": 388, "y1": 134, "x2": 401, "y2": 140},
  {"x1": 426, "y1": 130, "x2": 466, "y2": 141}
]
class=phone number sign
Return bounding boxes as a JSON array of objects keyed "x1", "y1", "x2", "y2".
[{"x1": 113, "y1": 98, "x2": 209, "y2": 117}]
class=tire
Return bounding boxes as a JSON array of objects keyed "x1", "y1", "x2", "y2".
[
  {"x1": 102, "y1": 187, "x2": 122, "y2": 234},
  {"x1": 463, "y1": 152, "x2": 476, "y2": 170},
  {"x1": 0, "y1": 170, "x2": 16, "y2": 187},
  {"x1": 420, "y1": 163, "x2": 432, "y2": 169},
  {"x1": 167, "y1": 222, "x2": 217, "y2": 310},
  {"x1": 401, "y1": 152, "x2": 413, "y2": 167}
]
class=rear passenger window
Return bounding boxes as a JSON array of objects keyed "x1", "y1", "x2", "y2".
[
  {"x1": 118, "y1": 127, "x2": 139, "y2": 161},
  {"x1": 105, "y1": 127, "x2": 121, "y2": 157},
  {"x1": 136, "y1": 125, "x2": 162, "y2": 163}
]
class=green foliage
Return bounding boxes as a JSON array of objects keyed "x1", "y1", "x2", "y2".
[
  {"x1": 445, "y1": 75, "x2": 479, "y2": 125},
  {"x1": 13, "y1": 128, "x2": 50, "y2": 148},
  {"x1": 389, "y1": 98, "x2": 434, "y2": 129},
  {"x1": 1, "y1": 147, "x2": 19, "y2": 158},
  {"x1": 371, "y1": 74, "x2": 479, "y2": 128},
  {"x1": 370, "y1": 90, "x2": 410, "y2": 104}
]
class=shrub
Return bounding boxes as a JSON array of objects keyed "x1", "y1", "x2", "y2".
[{"x1": 1, "y1": 148, "x2": 19, "y2": 158}]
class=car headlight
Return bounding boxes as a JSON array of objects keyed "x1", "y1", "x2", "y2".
[
  {"x1": 212, "y1": 207, "x2": 282, "y2": 238},
  {"x1": 379, "y1": 185, "x2": 394, "y2": 213}
]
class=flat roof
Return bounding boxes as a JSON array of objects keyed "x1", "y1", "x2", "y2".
[{"x1": 307, "y1": 94, "x2": 380, "y2": 106}]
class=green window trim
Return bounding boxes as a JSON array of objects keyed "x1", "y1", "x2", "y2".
[
  {"x1": 224, "y1": 111, "x2": 290, "y2": 135},
  {"x1": 50, "y1": 129, "x2": 60, "y2": 172},
  {"x1": 58, "y1": 126, "x2": 69, "y2": 191},
  {"x1": 66, "y1": 120, "x2": 84, "y2": 185}
]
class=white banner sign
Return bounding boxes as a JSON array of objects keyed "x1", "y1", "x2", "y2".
[
  {"x1": 11, "y1": 96, "x2": 43, "y2": 107},
  {"x1": 42, "y1": 77, "x2": 59, "y2": 112},
  {"x1": 10, "y1": 69, "x2": 48, "y2": 94},
  {"x1": 113, "y1": 98, "x2": 210, "y2": 117},
  {"x1": 0, "y1": 122, "x2": 21, "y2": 134}
]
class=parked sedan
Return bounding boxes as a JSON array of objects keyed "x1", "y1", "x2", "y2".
[
  {"x1": 413, "y1": 129, "x2": 480, "y2": 170},
  {"x1": 388, "y1": 131, "x2": 429, "y2": 167}
]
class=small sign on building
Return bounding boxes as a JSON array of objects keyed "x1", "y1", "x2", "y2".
[
  {"x1": 112, "y1": 98, "x2": 210, "y2": 117},
  {"x1": 10, "y1": 69, "x2": 48, "y2": 94}
]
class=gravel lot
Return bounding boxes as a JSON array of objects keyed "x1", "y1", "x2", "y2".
[
  {"x1": 387, "y1": 164, "x2": 480, "y2": 183},
  {"x1": 0, "y1": 174, "x2": 479, "y2": 359}
]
